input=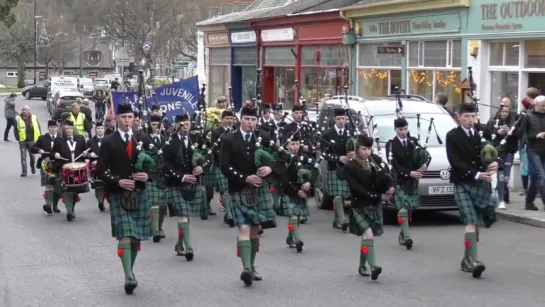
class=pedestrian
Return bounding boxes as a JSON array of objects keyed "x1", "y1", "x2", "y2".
[
  {"x1": 95, "y1": 103, "x2": 150, "y2": 295},
  {"x1": 104, "y1": 115, "x2": 116, "y2": 135},
  {"x1": 15, "y1": 105, "x2": 40, "y2": 177},
  {"x1": 4, "y1": 93, "x2": 17, "y2": 142},
  {"x1": 68, "y1": 103, "x2": 86, "y2": 136},
  {"x1": 435, "y1": 92, "x2": 456, "y2": 119},
  {"x1": 446, "y1": 102, "x2": 499, "y2": 279},
  {"x1": 92, "y1": 89, "x2": 107, "y2": 122},
  {"x1": 343, "y1": 135, "x2": 393, "y2": 281},
  {"x1": 80, "y1": 98, "x2": 93, "y2": 137}
]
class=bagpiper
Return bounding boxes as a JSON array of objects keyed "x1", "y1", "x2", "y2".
[
  {"x1": 386, "y1": 118, "x2": 431, "y2": 249},
  {"x1": 87, "y1": 122, "x2": 107, "y2": 212},
  {"x1": 31, "y1": 120, "x2": 63, "y2": 215},
  {"x1": 321, "y1": 108, "x2": 352, "y2": 231},
  {"x1": 50, "y1": 120, "x2": 89, "y2": 221},
  {"x1": 343, "y1": 135, "x2": 394, "y2": 281},
  {"x1": 218, "y1": 105, "x2": 278, "y2": 286},
  {"x1": 445, "y1": 102, "x2": 499, "y2": 279},
  {"x1": 96, "y1": 103, "x2": 151, "y2": 294},
  {"x1": 163, "y1": 113, "x2": 211, "y2": 261}
]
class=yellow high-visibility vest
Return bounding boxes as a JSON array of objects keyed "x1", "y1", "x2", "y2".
[
  {"x1": 69, "y1": 113, "x2": 86, "y2": 135},
  {"x1": 16, "y1": 115, "x2": 40, "y2": 142}
]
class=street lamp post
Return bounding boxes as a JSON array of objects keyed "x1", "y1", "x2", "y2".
[{"x1": 33, "y1": 0, "x2": 37, "y2": 84}]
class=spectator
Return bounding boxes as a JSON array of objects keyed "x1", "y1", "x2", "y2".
[
  {"x1": 80, "y1": 98, "x2": 93, "y2": 137},
  {"x1": 15, "y1": 105, "x2": 40, "y2": 177},
  {"x1": 4, "y1": 93, "x2": 17, "y2": 142},
  {"x1": 104, "y1": 115, "x2": 116, "y2": 135},
  {"x1": 435, "y1": 92, "x2": 456, "y2": 118},
  {"x1": 522, "y1": 95, "x2": 545, "y2": 210},
  {"x1": 68, "y1": 103, "x2": 86, "y2": 136},
  {"x1": 110, "y1": 78, "x2": 120, "y2": 92}
]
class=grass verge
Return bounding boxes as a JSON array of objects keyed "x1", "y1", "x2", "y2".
[{"x1": 0, "y1": 87, "x2": 23, "y2": 94}]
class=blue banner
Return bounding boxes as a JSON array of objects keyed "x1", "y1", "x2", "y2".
[{"x1": 111, "y1": 76, "x2": 200, "y2": 121}]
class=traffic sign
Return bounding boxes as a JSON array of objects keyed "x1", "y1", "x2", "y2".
[
  {"x1": 377, "y1": 46, "x2": 404, "y2": 55},
  {"x1": 172, "y1": 61, "x2": 190, "y2": 69}
]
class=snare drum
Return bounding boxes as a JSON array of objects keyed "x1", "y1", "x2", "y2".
[{"x1": 61, "y1": 162, "x2": 90, "y2": 193}]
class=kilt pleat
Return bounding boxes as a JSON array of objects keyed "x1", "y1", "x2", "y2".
[
  {"x1": 394, "y1": 185, "x2": 420, "y2": 210},
  {"x1": 325, "y1": 170, "x2": 350, "y2": 198},
  {"x1": 231, "y1": 181, "x2": 276, "y2": 229},
  {"x1": 109, "y1": 190, "x2": 151, "y2": 240},
  {"x1": 454, "y1": 183, "x2": 497, "y2": 226},
  {"x1": 278, "y1": 195, "x2": 309, "y2": 217},
  {"x1": 146, "y1": 181, "x2": 169, "y2": 207},
  {"x1": 201, "y1": 166, "x2": 228, "y2": 192},
  {"x1": 168, "y1": 185, "x2": 206, "y2": 217},
  {"x1": 349, "y1": 206, "x2": 383, "y2": 237}
]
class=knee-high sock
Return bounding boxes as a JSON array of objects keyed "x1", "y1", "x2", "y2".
[
  {"x1": 359, "y1": 238, "x2": 367, "y2": 268},
  {"x1": 45, "y1": 190, "x2": 54, "y2": 206},
  {"x1": 64, "y1": 193, "x2": 75, "y2": 214},
  {"x1": 398, "y1": 210, "x2": 410, "y2": 237},
  {"x1": 238, "y1": 240, "x2": 251, "y2": 270},
  {"x1": 150, "y1": 206, "x2": 160, "y2": 234},
  {"x1": 130, "y1": 240, "x2": 140, "y2": 271},
  {"x1": 288, "y1": 218, "x2": 300, "y2": 241},
  {"x1": 333, "y1": 196, "x2": 345, "y2": 223},
  {"x1": 223, "y1": 193, "x2": 233, "y2": 218},
  {"x1": 464, "y1": 232, "x2": 479, "y2": 261},
  {"x1": 250, "y1": 238, "x2": 259, "y2": 268},
  {"x1": 272, "y1": 187, "x2": 280, "y2": 210},
  {"x1": 158, "y1": 205, "x2": 167, "y2": 230},
  {"x1": 361, "y1": 239, "x2": 377, "y2": 267},
  {"x1": 95, "y1": 187, "x2": 104, "y2": 203},
  {"x1": 117, "y1": 242, "x2": 134, "y2": 280},
  {"x1": 178, "y1": 222, "x2": 192, "y2": 248}
]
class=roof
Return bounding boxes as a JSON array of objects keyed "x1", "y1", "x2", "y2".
[{"x1": 342, "y1": 0, "x2": 419, "y2": 10}]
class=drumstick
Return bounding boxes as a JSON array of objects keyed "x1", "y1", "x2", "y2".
[{"x1": 73, "y1": 148, "x2": 91, "y2": 162}]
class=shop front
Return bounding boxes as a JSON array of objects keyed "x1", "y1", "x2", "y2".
[
  {"x1": 204, "y1": 30, "x2": 230, "y2": 106},
  {"x1": 229, "y1": 28, "x2": 258, "y2": 108},
  {"x1": 250, "y1": 11, "x2": 349, "y2": 109},
  {"x1": 342, "y1": 0, "x2": 469, "y2": 107},
  {"x1": 466, "y1": 0, "x2": 545, "y2": 118}
]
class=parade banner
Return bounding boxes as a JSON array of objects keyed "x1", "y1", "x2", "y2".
[{"x1": 111, "y1": 76, "x2": 200, "y2": 121}]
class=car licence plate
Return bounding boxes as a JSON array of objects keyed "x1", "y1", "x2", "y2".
[{"x1": 428, "y1": 185, "x2": 454, "y2": 195}]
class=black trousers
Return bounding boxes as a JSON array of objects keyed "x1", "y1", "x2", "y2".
[{"x1": 4, "y1": 117, "x2": 16, "y2": 141}]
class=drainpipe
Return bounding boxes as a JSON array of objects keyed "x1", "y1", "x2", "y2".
[{"x1": 339, "y1": 9, "x2": 356, "y2": 95}]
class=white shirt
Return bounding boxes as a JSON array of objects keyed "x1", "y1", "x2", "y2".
[
  {"x1": 335, "y1": 126, "x2": 344, "y2": 136},
  {"x1": 397, "y1": 136, "x2": 408, "y2": 146},
  {"x1": 240, "y1": 129, "x2": 251, "y2": 141},
  {"x1": 178, "y1": 134, "x2": 188, "y2": 147},
  {"x1": 118, "y1": 129, "x2": 133, "y2": 141}
]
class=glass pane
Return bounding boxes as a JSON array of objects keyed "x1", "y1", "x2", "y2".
[
  {"x1": 209, "y1": 66, "x2": 230, "y2": 106},
  {"x1": 408, "y1": 41, "x2": 418, "y2": 67},
  {"x1": 357, "y1": 69, "x2": 389, "y2": 96},
  {"x1": 358, "y1": 43, "x2": 403, "y2": 67},
  {"x1": 274, "y1": 68, "x2": 296, "y2": 108},
  {"x1": 373, "y1": 113, "x2": 456, "y2": 147},
  {"x1": 423, "y1": 41, "x2": 447, "y2": 67},
  {"x1": 408, "y1": 70, "x2": 433, "y2": 100},
  {"x1": 525, "y1": 40, "x2": 545, "y2": 68},
  {"x1": 434, "y1": 71, "x2": 462, "y2": 108},
  {"x1": 451, "y1": 40, "x2": 461, "y2": 67},
  {"x1": 490, "y1": 71, "x2": 519, "y2": 111},
  {"x1": 301, "y1": 68, "x2": 340, "y2": 105},
  {"x1": 209, "y1": 48, "x2": 230, "y2": 65},
  {"x1": 302, "y1": 47, "x2": 317, "y2": 65},
  {"x1": 241, "y1": 66, "x2": 257, "y2": 103},
  {"x1": 489, "y1": 42, "x2": 503, "y2": 66},
  {"x1": 233, "y1": 47, "x2": 257, "y2": 66},
  {"x1": 390, "y1": 70, "x2": 401, "y2": 94},
  {"x1": 320, "y1": 45, "x2": 349, "y2": 66},
  {"x1": 505, "y1": 43, "x2": 520, "y2": 66},
  {"x1": 265, "y1": 47, "x2": 296, "y2": 66}
]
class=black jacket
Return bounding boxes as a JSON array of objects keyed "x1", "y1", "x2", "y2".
[
  {"x1": 86, "y1": 135, "x2": 105, "y2": 156},
  {"x1": 343, "y1": 155, "x2": 391, "y2": 208},
  {"x1": 50, "y1": 135, "x2": 88, "y2": 171},
  {"x1": 522, "y1": 110, "x2": 545, "y2": 156},
  {"x1": 321, "y1": 127, "x2": 352, "y2": 171},
  {"x1": 386, "y1": 136, "x2": 431, "y2": 190},
  {"x1": 273, "y1": 152, "x2": 314, "y2": 198},
  {"x1": 31, "y1": 133, "x2": 62, "y2": 168},
  {"x1": 210, "y1": 126, "x2": 231, "y2": 166},
  {"x1": 162, "y1": 133, "x2": 211, "y2": 187},
  {"x1": 486, "y1": 114, "x2": 519, "y2": 154}
]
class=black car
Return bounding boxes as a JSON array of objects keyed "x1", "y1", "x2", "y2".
[{"x1": 22, "y1": 81, "x2": 50, "y2": 100}]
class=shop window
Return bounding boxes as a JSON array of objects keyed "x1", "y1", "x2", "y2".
[
  {"x1": 209, "y1": 48, "x2": 230, "y2": 65},
  {"x1": 241, "y1": 66, "x2": 256, "y2": 103},
  {"x1": 274, "y1": 67, "x2": 296, "y2": 108},
  {"x1": 264, "y1": 47, "x2": 296, "y2": 66},
  {"x1": 489, "y1": 42, "x2": 520, "y2": 66},
  {"x1": 233, "y1": 47, "x2": 257, "y2": 66},
  {"x1": 408, "y1": 70, "x2": 461, "y2": 105},
  {"x1": 358, "y1": 43, "x2": 402, "y2": 67},
  {"x1": 357, "y1": 69, "x2": 401, "y2": 97},
  {"x1": 408, "y1": 40, "x2": 460, "y2": 68},
  {"x1": 490, "y1": 71, "x2": 519, "y2": 111},
  {"x1": 525, "y1": 40, "x2": 545, "y2": 68},
  {"x1": 302, "y1": 46, "x2": 348, "y2": 66},
  {"x1": 302, "y1": 68, "x2": 347, "y2": 104},
  {"x1": 209, "y1": 66, "x2": 230, "y2": 105}
]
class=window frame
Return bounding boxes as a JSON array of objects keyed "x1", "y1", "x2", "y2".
[
  {"x1": 6, "y1": 72, "x2": 17, "y2": 78},
  {"x1": 356, "y1": 43, "x2": 403, "y2": 96}
]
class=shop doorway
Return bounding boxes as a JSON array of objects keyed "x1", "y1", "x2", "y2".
[
  {"x1": 274, "y1": 67, "x2": 296, "y2": 109},
  {"x1": 528, "y1": 72, "x2": 545, "y2": 95}
]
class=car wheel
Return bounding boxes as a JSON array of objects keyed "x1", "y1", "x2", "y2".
[
  {"x1": 24, "y1": 91, "x2": 31, "y2": 99},
  {"x1": 317, "y1": 190, "x2": 334, "y2": 211},
  {"x1": 41, "y1": 97, "x2": 46, "y2": 100}
]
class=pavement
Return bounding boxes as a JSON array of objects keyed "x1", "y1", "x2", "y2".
[
  {"x1": 496, "y1": 193, "x2": 545, "y2": 228},
  {"x1": 1, "y1": 96, "x2": 545, "y2": 307}
]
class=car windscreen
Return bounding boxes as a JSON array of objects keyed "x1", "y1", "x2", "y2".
[
  {"x1": 60, "y1": 96, "x2": 81, "y2": 100},
  {"x1": 318, "y1": 107, "x2": 366, "y2": 131},
  {"x1": 94, "y1": 80, "x2": 108, "y2": 84},
  {"x1": 370, "y1": 113, "x2": 455, "y2": 147}
]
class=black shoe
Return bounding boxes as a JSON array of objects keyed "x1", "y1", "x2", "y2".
[
  {"x1": 20, "y1": 172, "x2": 27, "y2": 177},
  {"x1": 185, "y1": 248, "x2": 194, "y2": 261},
  {"x1": 258, "y1": 229, "x2": 264, "y2": 236},
  {"x1": 460, "y1": 257, "x2": 486, "y2": 278},
  {"x1": 209, "y1": 210, "x2": 216, "y2": 216},
  {"x1": 332, "y1": 221, "x2": 342, "y2": 230},
  {"x1": 224, "y1": 214, "x2": 235, "y2": 227},
  {"x1": 175, "y1": 242, "x2": 185, "y2": 256},
  {"x1": 525, "y1": 202, "x2": 538, "y2": 211},
  {"x1": 399, "y1": 234, "x2": 413, "y2": 250},
  {"x1": 31, "y1": 168, "x2": 36, "y2": 174},
  {"x1": 53, "y1": 206, "x2": 61, "y2": 213},
  {"x1": 200, "y1": 216, "x2": 208, "y2": 220},
  {"x1": 300, "y1": 217, "x2": 307, "y2": 224},
  {"x1": 295, "y1": 240, "x2": 304, "y2": 253},
  {"x1": 358, "y1": 265, "x2": 370, "y2": 277},
  {"x1": 43, "y1": 204, "x2": 52, "y2": 215},
  {"x1": 152, "y1": 233, "x2": 162, "y2": 243},
  {"x1": 240, "y1": 269, "x2": 253, "y2": 286},
  {"x1": 66, "y1": 214, "x2": 73, "y2": 222},
  {"x1": 124, "y1": 278, "x2": 137, "y2": 294},
  {"x1": 286, "y1": 236, "x2": 295, "y2": 248},
  {"x1": 370, "y1": 266, "x2": 382, "y2": 281},
  {"x1": 251, "y1": 267, "x2": 262, "y2": 281},
  {"x1": 341, "y1": 222, "x2": 349, "y2": 232},
  {"x1": 98, "y1": 202, "x2": 105, "y2": 211},
  {"x1": 160, "y1": 230, "x2": 166, "y2": 238}
]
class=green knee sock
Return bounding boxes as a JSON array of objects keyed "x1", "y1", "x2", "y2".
[
  {"x1": 272, "y1": 190, "x2": 280, "y2": 210},
  {"x1": 464, "y1": 232, "x2": 478, "y2": 261},
  {"x1": 64, "y1": 193, "x2": 74, "y2": 214},
  {"x1": 117, "y1": 242, "x2": 134, "y2": 280},
  {"x1": 150, "y1": 207, "x2": 160, "y2": 234},
  {"x1": 359, "y1": 239, "x2": 367, "y2": 268},
  {"x1": 95, "y1": 188, "x2": 104, "y2": 203},
  {"x1": 45, "y1": 190, "x2": 54, "y2": 206},
  {"x1": 238, "y1": 240, "x2": 252, "y2": 270},
  {"x1": 180, "y1": 222, "x2": 192, "y2": 249},
  {"x1": 288, "y1": 218, "x2": 300, "y2": 241},
  {"x1": 398, "y1": 210, "x2": 410, "y2": 237},
  {"x1": 158, "y1": 206, "x2": 167, "y2": 230},
  {"x1": 223, "y1": 194, "x2": 233, "y2": 218},
  {"x1": 130, "y1": 240, "x2": 140, "y2": 270},
  {"x1": 53, "y1": 192, "x2": 61, "y2": 208},
  {"x1": 333, "y1": 196, "x2": 345, "y2": 223},
  {"x1": 361, "y1": 239, "x2": 377, "y2": 267},
  {"x1": 250, "y1": 238, "x2": 259, "y2": 268}
]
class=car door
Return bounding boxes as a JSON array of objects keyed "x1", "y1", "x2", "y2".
[{"x1": 31, "y1": 81, "x2": 46, "y2": 97}]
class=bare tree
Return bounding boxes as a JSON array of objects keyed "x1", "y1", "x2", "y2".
[{"x1": 0, "y1": 0, "x2": 19, "y2": 27}]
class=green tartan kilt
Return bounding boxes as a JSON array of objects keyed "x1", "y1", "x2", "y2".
[
  {"x1": 394, "y1": 185, "x2": 420, "y2": 210},
  {"x1": 201, "y1": 166, "x2": 228, "y2": 192},
  {"x1": 454, "y1": 183, "x2": 497, "y2": 227},
  {"x1": 277, "y1": 195, "x2": 309, "y2": 217},
  {"x1": 168, "y1": 185, "x2": 206, "y2": 217},
  {"x1": 325, "y1": 170, "x2": 350, "y2": 198},
  {"x1": 231, "y1": 181, "x2": 276, "y2": 229},
  {"x1": 109, "y1": 190, "x2": 151, "y2": 241},
  {"x1": 146, "y1": 181, "x2": 169, "y2": 207},
  {"x1": 349, "y1": 205, "x2": 383, "y2": 237}
]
